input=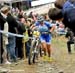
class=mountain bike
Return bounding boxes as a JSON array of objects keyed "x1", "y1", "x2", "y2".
[{"x1": 28, "y1": 30, "x2": 41, "y2": 65}]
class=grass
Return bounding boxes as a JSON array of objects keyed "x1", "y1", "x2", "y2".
[{"x1": 52, "y1": 35, "x2": 67, "y2": 50}]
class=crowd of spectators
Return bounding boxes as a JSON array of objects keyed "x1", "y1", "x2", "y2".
[{"x1": 0, "y1": 4, "x2": 66, "y2": 65}]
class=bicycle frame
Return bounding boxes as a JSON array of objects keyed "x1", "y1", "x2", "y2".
[{"x1": 28, "y1": 30, "x2": 41, "y2": 65}]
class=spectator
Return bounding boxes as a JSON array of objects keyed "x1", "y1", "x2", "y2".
[
  {"x1": 65, "y1": 28, "x2": 75, "y2": 54},
  {"x1": 54, "y1": 0, "x2": 75, "y2": 10},
  {"x1": 48, "y1": 5, "x2": 75, "y2": 35},
  {"x1": 18, "y1": 9, "x2": 24, "y2": 19},
  {"x1": 25, "y1": 18, "x2": 33, "y2": 57},
  {"x1": 0, "y1": 5, "x2": 11, "y2": 64},
  {"x1": 48, "y1": 0, "x2": 75, "y2": 32},
  {"x1": 16, "y1": 16, "x2": 26, "y2": 59},
  {"x1": 6, "y1": 12, "x2": 26, "y2": 61},
  {"x1": 6, "y1": 12, "x2": 19, "y2": 62},
  {"x1": 54, "y1": 0, "x2": 67, "y2": 9}
]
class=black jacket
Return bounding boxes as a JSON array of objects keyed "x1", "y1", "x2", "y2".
[
  {"x1": 6, "y1": 13, "x2": 18, "y2": 33},
  {"x1": 7, "y1": 13, "x2": 26, "y2": 34}
]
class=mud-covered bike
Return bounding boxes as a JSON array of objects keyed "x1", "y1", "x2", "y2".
[{"x1": 28, "y1": 30, "x2": 41, "y2": 65}]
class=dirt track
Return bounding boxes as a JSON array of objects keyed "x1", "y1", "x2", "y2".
[{"x1": 1, "y1": 36, "x2": 75, "y2": 73}]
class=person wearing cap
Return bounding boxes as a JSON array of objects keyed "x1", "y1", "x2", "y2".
[
  {"x1": 30, "y1": 16, "x2": 55, "y2": 62},
  {"x1": 6, "y1": 11, "x2": 18, "y2": 62},
  {"x1": 0, "y1": 5, "x2": 11, "y2": 64}
]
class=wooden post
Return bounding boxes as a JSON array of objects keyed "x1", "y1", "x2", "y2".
[
  {"x1": 22, "y1": 29, "x2": 29, "y2": 59},
  {"x1": 22, "y1": 38, "x2": 26, "y2": 59}
]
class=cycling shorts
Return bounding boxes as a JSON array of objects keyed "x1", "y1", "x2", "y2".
[{"x1": 40, "y1": 34, "x2": 52, "y2": 44}]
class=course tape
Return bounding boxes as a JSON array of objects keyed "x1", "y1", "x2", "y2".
[
  {"x1": 0, "y1": 30, "x2": 35, "y2": 39},
  {"x1": 0, "y1": 30, "x2": 24, "y2": 37}
]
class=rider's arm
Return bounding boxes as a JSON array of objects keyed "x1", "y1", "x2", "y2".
[{"x1": 50, "y1": 25, "x2": 55, "y2": 33}]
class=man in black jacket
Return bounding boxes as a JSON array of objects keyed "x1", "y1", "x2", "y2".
[
  {"x1": 6, "y1": 12, "x2": 26, "y2": 62},
  {"x1": 6, "y1": 13, "x2": 18, "y2": 62}
]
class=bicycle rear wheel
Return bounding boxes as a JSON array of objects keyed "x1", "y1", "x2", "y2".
[{"x1": 28, "y1": 46, "x2": 33, "y2": 65}]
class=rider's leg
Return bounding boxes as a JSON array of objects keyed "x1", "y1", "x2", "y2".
[
  {"x1": 46, "y1": 35, "x2": 52, "y2": 57},
  {"x1": 40, "y1": 36, "x2": 47, "y2": 56},
  {"x1": 47, "y1": 43, "x2": 53, "y2": 62},
  {"x1": 41, "y1": 42, "x2": 47, "y2": 56},
  {"x1": 47, "y1": 44, "x2": 51, "y2": 57}
]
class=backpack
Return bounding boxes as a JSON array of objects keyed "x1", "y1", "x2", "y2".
[{"x1": 63, "y1": 0, "x2": 75, "y2": 22}]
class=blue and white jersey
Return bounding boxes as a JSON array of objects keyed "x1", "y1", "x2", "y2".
[{"x1": 35, "y1": 21, "x2": 52, "y2": 32}]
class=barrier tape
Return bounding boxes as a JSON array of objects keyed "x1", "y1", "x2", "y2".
[
  {"x1": 0, "y1": 30, "x2": 34, "y2": 39},
  {"x1": 0, "y1": 30, "x2": 24, "y2": 37}
]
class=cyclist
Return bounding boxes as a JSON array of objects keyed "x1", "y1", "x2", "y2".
[{"x1": 31, "y1": 16, "x2": 55, "y2": 62}]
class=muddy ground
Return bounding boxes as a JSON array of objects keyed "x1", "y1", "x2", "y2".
[{"x1": 0, "y1": 36, "x2": 75, "y2": 73}]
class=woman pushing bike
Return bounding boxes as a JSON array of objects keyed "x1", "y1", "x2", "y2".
[{"x1": 30, "y1": 16, "x2": 55, "y2": 62}]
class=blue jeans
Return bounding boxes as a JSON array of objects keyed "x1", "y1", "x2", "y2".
[
  {"x1": 25, "y1": 40, "x2": 31, "y2": 57},
  {"x1": 7, "y1": 36, "x2": 16, "y2": 61}
]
